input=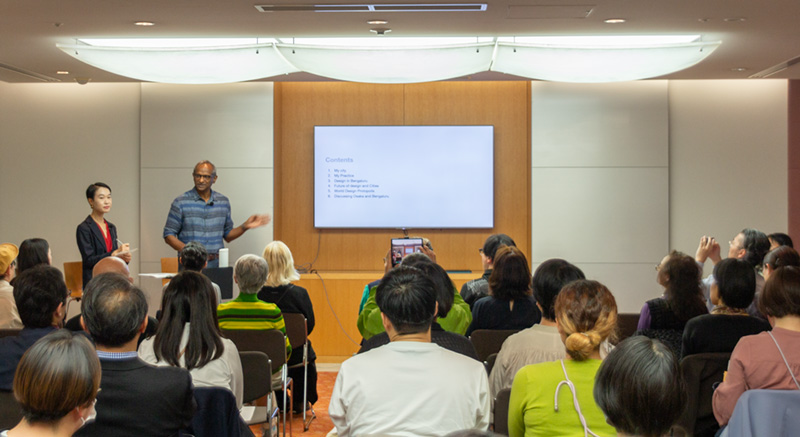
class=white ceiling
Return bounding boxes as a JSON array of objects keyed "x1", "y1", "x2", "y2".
[{"x1": 2, "y1": 0, "x2": 800, "y2": 83}]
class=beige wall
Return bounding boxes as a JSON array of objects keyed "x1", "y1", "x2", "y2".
[{"x1": 669, "y1": 80, "x2": 788, "y2": 278}]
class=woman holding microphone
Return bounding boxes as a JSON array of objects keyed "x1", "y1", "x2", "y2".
[{"x1": 76, "y1": 182, "x2": 131, "y2": 285}]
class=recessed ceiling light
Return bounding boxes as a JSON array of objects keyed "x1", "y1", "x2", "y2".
[
  {"x1": 723, "y1": 17, "x2": 746, "y2": 22},
  {"x1": 56, "y1": 71, "x2": 70, "y2": 75},
  {"x1": 697, "y1": 18, "x2": 711, "y2": 23},
  {"x1": 134, "y1": 21, "x2": 155, "y2": 26},
  {"x1": 731, "y1": 67, "x2": 748, "y2": 72},
  {"x1": 604, "y1": 18, "x2": 626, "y2": 24},
  {"x1": 367, "y1": 20, "x2": 388, "y2": 25}
]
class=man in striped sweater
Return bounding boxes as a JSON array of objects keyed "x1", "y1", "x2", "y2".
[{"x1": 217, "y1": 254, "x2": 291, "y2": 359}]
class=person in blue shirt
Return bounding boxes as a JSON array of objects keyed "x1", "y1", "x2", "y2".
[{"x1": 163, "y1": 160, "x2": 270, "y2": 267}]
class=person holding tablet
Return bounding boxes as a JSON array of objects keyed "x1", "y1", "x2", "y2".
[{"x1": 76, "y1": 182, "x2": 131, "y2": 286}]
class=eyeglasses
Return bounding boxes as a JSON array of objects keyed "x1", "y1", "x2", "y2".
[
  {"x1": 654, "y1": 264, "x2": 661, "y2": 271},
  {"x1": 478, "y1": 248, "x2": 484, "y2": 254},
  {"x1": 192, "y1": 173, "x2": 215, "y2": 181}
]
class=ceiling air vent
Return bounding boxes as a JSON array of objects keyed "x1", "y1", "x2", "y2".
[{"x1": 255, "y1": 3, "x2": 487, "y2": 13}]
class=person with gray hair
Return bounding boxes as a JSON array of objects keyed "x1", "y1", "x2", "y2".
[
  {"x1": 216, "y1": 255, "x2": 291, "y2": 359},
  {"x1": 233, "y1": 254, "x2": 268, "y2": 294}
]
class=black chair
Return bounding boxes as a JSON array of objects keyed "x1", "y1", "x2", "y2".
[
  {"x1": 470, "y1": 329, "x2": 519, "y2": 362},
  {"x1": 238, "y1": 351, "x2": 277, "y2": 436},
  {"x1": 0, "y1": 389, "x2": 21, "y2": 430},
  {"x1": 615, "y1": 313, "x2": 640, "y2": 342},
  {"x1": 282, "y1": 313, "x2": 315, "y2": 430},
  {"x1": 485, "y1": 352, "x2": 498, "y2": 375},
  {"x1": 672, "y1": 352, "x2": 731, "y2": 437},
  {"x1": 493, "y1": 387, "x2": 512, "y2": 435},
  {"x1": 224, "y1": 329, "x2": 292, "y2": 436},
  {"x1": 0, "y1": 329, "x2": 21, "y2": 339}
]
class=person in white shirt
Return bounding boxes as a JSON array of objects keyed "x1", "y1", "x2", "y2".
[
  {"x1": 0, "y1": 243, "x2": 22, "y2": 329},
  {"x1": 329, "y1": 266, "x2": 490, "y2": 437}
]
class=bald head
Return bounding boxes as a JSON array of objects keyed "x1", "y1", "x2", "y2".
[{"x1": 92, "y1": 257, "x2": 132, "y2": 282}]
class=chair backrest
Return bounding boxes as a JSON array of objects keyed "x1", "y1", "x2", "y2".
[
  {"x1": 0, "y1": 390, "x2": 21, "y2": 431},
  {"x1": 222, "y1": 328, "x2": 287, "y2": 369},
  {"x1": 672, "y1": 352, "x2": 731, "y2": 437},
  {"x1": 282, "y1": 313, "x2": 307, "y2": 350},
  {"x1": 493, "y1": 387, "x2": 512, "y2": 436},
  {"x1": 485, "y1": 352, "x2": 498, "y2": 375},
  {"x1": 722, "y1": 389, "x2": 800, "y2": 437},
  {"x1": 161, "y1": 257, "x2": 179, "y2": 273},
  {"x1": 0, "y1": 329, "x2": 21, "y2": 339},
  {"x1": 616, "y1": 313, "x2": 639, "y2": 342},
  {"x1": 470, "y1": 329, "x2": 519, "y2": 362},
  {"x1": 239, "y1": 351, "x2": 272, "y2": 404},
  {"x1": 63, "y1": 261, "x2": 83, "y2": 298}
]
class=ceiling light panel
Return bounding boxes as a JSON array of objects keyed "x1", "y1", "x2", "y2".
[{"x1": 255, "y1": 3, "x2": 487, "y2": 13}]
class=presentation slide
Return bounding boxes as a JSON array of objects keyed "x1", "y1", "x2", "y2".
[{"x1": 314, "y1": 125, "x2": 494, "y2": 228}]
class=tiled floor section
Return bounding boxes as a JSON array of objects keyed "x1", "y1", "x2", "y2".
[{"x1": 250, "y1": 371, "x2": 337, "y2": 437}]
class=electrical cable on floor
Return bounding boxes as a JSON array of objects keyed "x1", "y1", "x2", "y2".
[
  {"x1": 294, "y1": 230, "x2": 362, "y2": 347},
  {"x1": 314, "y1": 270, "x2": 363, "y2": 347}
]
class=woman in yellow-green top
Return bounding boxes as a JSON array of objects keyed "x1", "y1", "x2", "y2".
[{"x1": 508, "y1": 279, "x2": 618, "y2": 437}]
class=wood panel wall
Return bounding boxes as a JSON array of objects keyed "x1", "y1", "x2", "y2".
[{"x1": 274, "y1": 81, "x2": 531, "y2": 272}]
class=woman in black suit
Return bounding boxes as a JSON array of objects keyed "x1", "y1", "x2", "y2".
[{"x1": 76, "y1": 182, "x2": 130, "y2": 285}]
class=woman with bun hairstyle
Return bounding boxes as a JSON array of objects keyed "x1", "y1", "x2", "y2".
[
  {"x1": 3, "y1": 330, "x2": 101, "y2": 437},
  {"x1": 508, "y1": 279, "x2": 617, "y2": 437},
  {"x1": 76, "y1": 182, "x2": 131, "y2": 286}
]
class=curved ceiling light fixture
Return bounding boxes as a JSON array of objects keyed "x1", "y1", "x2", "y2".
[
  {"x1": 491, "y1": 37, "x2": 721, "y2": 82},
  {"x1": 56, "y1": 41, "x2": 298, "y2": 84},
  {"x1": 56, "y1": 36, "x2": 721, "y2": 84},
  {"x1": 276, "y1": 41, "x2": 495, "y2": 83}
]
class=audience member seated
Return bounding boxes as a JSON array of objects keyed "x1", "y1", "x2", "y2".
[
  {"x1": 696, "y1": 229, "x2": 770, "y2": 316},
  {"x1": 637, "y1": 251, "x2": 708, "y2": 354},
  {"x1": 460, "y1": 234, "x2": 517, "y2": 309},
  {"x1": 0, "y1": 243, "x2": 21, "y2": 329},
  {"x1": 489, "y1": 259, "x2": 584, "y2": 398},
  {"x1": 594, "y1": 336, "x2": 686, "y2": 437},
  {"x1": 175, "y1": 241, "x2": 221, "y2": 305},
  {"x1": 0, "y1": 265, "x2": 68, "y2": 390},
  {"x1": 466, "y1": 246, "x2": 541, "y2": 336},
  {"x1": 139, "y1": 271, "x2": 243, "y2": 408},
  {"x1": 682, "y1": 258, "x2": 771, "y2": 357},
  {"x1": 359, "y1": 258, "x2": 479, "y2": 360},
  {"x1": 65, "y1": 257, "x2": 158, "y2": 342},
  {"x1": 258, "y1": 241, "x2": 318, "y2": 412},
  {"x1": 357, "y1": 237, "x2": 436, "y2": 314},
  {"x1": 2, "y1": 330, "x2": 100, "y2": 437},
  {"x1": 762, "y1": 245, "x2": 800, "y2": 280},
  {"x1": 75, "y1": 273, "x2": 194, "y2": 437},
  {"x1": 14, "y1": 238, "x2": 51, "y2": 278},
  {"x1": 713, "y1": 266, "x2": 800, "y2": 427},
  {"x1": 217, "y1": 254, "x2": 291, "y2": 361},
  {"x1": 329, "y1": 266, "x2": 490, "y2": 436},
  {"x1": 768, "y1": 232, "x2": 794, "y2": 249},
  {"x1": 359, "y1": 251, "x2": 472, "y2": 339},
  {"x1": 508, "y1": 279, "x2": 617, "y2": 437}
]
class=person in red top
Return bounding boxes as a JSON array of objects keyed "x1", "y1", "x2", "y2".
[{"x1": 76, "y1": 182, "x2": 131, "y2": 286}]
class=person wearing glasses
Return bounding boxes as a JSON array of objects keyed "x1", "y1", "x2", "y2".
[{"x1": 163, "y1": 160, "x2": 270, "y2": 267}]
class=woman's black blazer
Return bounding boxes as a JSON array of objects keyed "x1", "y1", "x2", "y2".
[{"x1": 76, "y1": 215, "x2": 119, "y2": 286}]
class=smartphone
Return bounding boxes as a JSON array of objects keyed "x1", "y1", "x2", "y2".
[{"x1": 391, "y1": 238, "x2": 424, "y2": 267}]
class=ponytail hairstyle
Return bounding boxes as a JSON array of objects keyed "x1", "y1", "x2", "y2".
[{"x1": 555, "y1": 279, "x2": 617, "y2": 361}]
